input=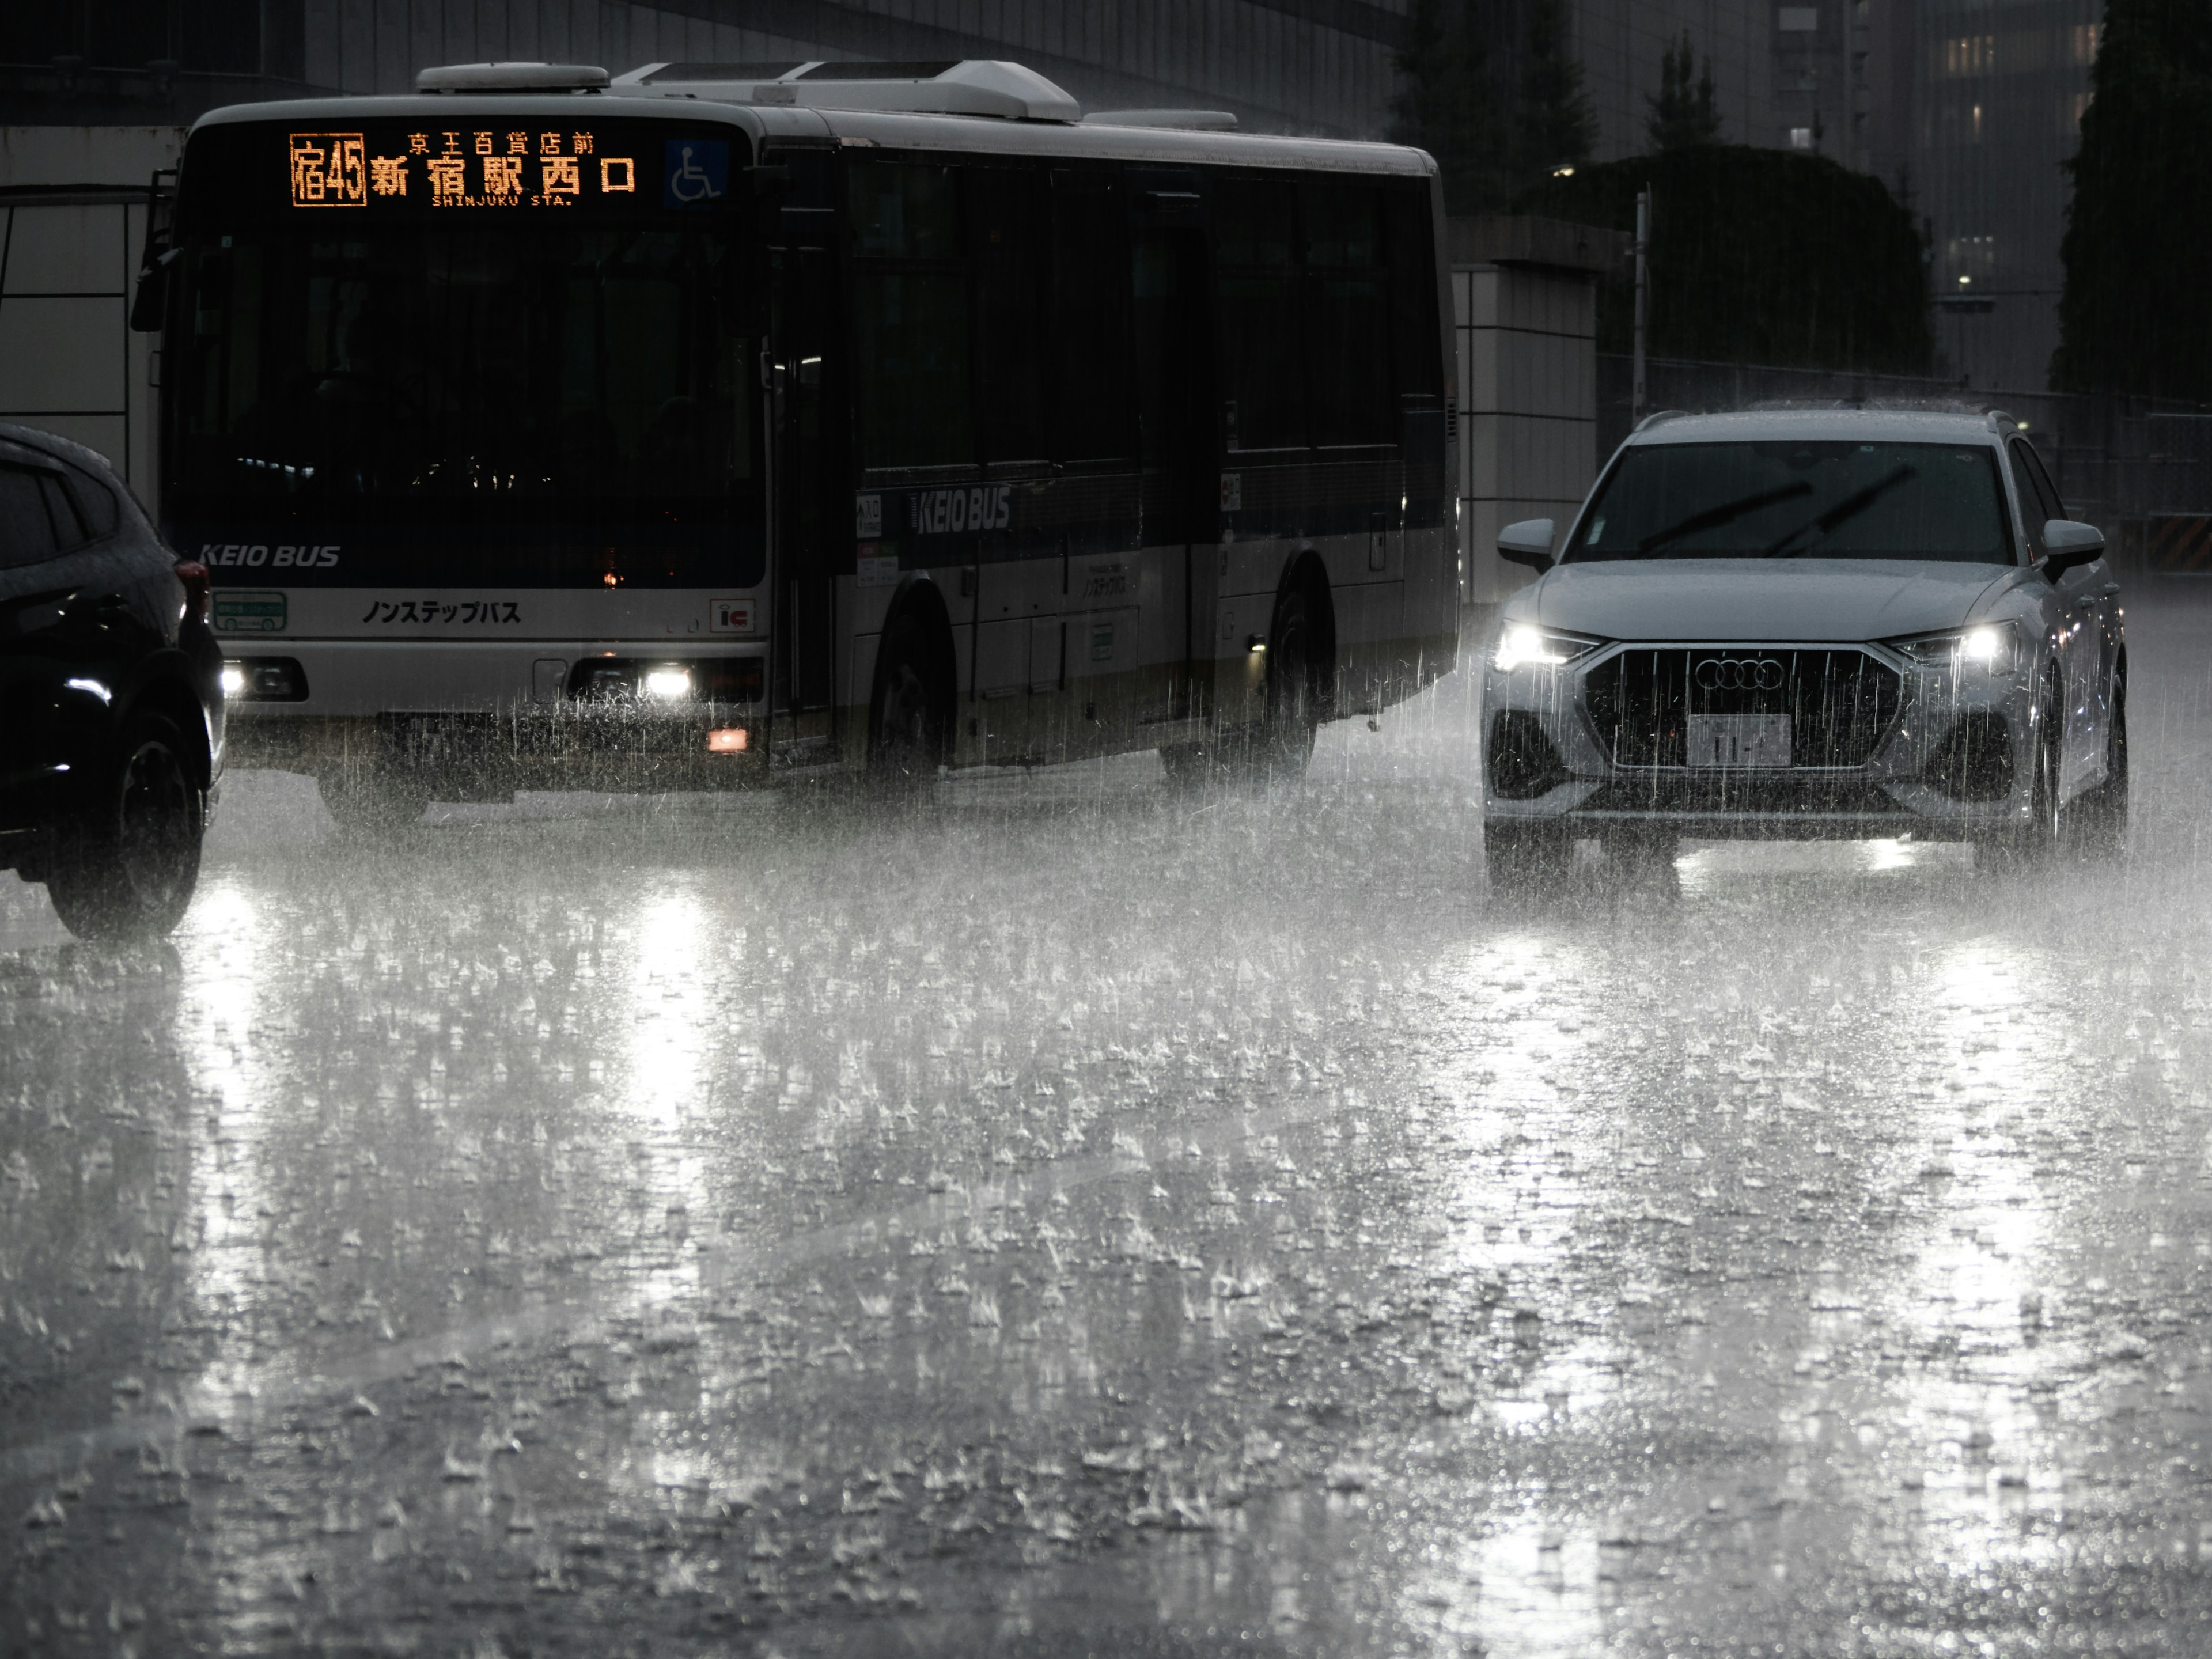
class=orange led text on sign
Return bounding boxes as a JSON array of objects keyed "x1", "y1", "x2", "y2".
[
  {"x1": 288, "y1": 134, "x2": 366, "y2": 206},
  {"x1": 293, "y1": 130, "x2": 629, "y2": 209}
]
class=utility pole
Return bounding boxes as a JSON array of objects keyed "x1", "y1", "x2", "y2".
[{"x1": 1633, "y1": 187, "x2": 1652, "y2": 421}]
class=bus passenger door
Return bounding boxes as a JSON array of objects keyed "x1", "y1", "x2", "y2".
[
  {"x1": 767, "y1": 188, "x2": 840, "y2": 755},
  {"x1": 1130, "y1": 183, "x2": 1216, "y2": 724}
]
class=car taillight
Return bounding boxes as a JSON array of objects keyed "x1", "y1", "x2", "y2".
[{"x1": 174, "y1": 560, "x2": 211, "y2": 626}]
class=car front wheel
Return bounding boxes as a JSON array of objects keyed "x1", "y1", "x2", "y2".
[
  {"x1": 46, "y1": 711, "x2": 204, "y2": 940},
  {"x1": 2071, "y1": 666, "x2": 2128, "y2": 855}
]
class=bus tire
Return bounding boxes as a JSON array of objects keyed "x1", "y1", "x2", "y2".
[
  {"x1": 869, "y1": 611, "x2": 947, "y2": 797},
  {"x1": 45, "y1": 711, "x2": 204, "y2": 941},
  {"x1": 1250, "y1": 581, "x2": 1324, "y2": 781}
]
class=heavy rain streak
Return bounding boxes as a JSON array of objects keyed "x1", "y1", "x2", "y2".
[{"x1": 5, "y1": 592, "x2": 2212, "y2": 1656}]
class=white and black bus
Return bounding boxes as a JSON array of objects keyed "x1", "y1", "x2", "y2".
[{"x1": 142, "y1": 59, "x2": 1458, "y2": 821}]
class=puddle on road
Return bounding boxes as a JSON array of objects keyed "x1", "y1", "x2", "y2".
[{"x1": 6, "y1": 633, "x2": 2212, "y2": 1654}]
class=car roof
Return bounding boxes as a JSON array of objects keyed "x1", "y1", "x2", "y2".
[
  {"x1": 1626, "y1": 408, "x2": 2010, "y2": 447},
  {"x1": 0, "y1": 421, "x2": 118, "y2": 475}
]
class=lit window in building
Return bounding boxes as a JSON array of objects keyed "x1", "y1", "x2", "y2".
[
  {"x1": 1789, "y1": 127, "x2": 1814, "y2": 150},
  {"x1": 1942, "y1": 35, "x2": 1995, "y2": 76},
  {"x1": 2071, "y1": 22, "x2": 2100, "y2": 65}
]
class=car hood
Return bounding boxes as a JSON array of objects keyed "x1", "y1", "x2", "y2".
[{"x1": 1532, "y1": 558, "x2": 2017, "y2": 642}]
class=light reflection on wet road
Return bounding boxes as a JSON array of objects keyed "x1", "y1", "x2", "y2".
[{"x1": 7, "y1": 589, "x2": 2212, "y2": 1656}]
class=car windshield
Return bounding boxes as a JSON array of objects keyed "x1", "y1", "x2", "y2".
[{"x1": 1567, "y1": 438, "x2": 2015, "y2": 563}]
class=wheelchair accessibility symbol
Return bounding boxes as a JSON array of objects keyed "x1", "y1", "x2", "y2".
[{"x1": 662, "y1": 139, "x2": 728, "y2": 209}]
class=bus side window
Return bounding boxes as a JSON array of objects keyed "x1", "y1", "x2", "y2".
[
  {"x1": 1047, "y1": 169, "x2": 1134, "y2": 467},
  {"x1": 1302, "y1": 180, "x2": 1392, "y2": 448},
  {"x1": 1384, "y1": 182, "x2": 1443, "y2": 407},
  {"x1": 969, "y1": 165, "x2": 1049, "y2": 468},
  {"x1": 849, "y1": 161, "x2": 974, "y2": 470},
  {"x1": 1213, "y1": 176, "x2": 1302, "y2": 452}
]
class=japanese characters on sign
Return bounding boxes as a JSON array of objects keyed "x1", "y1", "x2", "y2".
[
  {"x1": 287, "y1": 134, "x2": 367, "y2": 206},
  {"x1": 359, "y1": 598, "x2": 524, "y2": 626},
  {"x1": 290, "y1": 128, "x2": 639, "y2": 210}
]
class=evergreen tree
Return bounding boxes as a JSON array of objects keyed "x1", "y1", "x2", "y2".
[
  {"x1": 1388, "y1": 0, "x2": 1508, "y2": 213},
  {"x1": 1516, "y1": 0, "x2": 1597, "y2": 187},
  {"x1": 2052, "y1": 0, "x2": 2212, "y2": 397},
  {"x1": 1646, "y1": 33, "x2": 1723, "y2": 152}
]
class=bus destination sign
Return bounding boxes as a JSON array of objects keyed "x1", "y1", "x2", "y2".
[{"x1": 285, "y1": 127, "x2": 691, "y2": 211}]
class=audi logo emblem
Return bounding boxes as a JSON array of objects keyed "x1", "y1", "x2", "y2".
[{"x1": 1695, "y1": 656, "x2": 1786, "y2": 691}]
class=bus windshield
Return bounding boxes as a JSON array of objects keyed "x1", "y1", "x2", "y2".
[
  {"x1": 167, "y1": 224, "x2": 752, "y2": 525},
  {"x1": 1568, "y1": 440, "x2": 2015, "y2": 563}
]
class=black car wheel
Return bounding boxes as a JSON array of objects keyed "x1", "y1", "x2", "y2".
[
  {"x1": 2071, "y1": 665, "x2": 2128, "y2": 854},
  {"x1": 46, "y1": 711, "x2": 203, "y2": 940},
  {"x1": 1984, "y1": 673, "x2": 2063, "y2": 868}
]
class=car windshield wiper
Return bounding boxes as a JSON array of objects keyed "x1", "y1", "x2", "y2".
[
  {"x1": 1634, "y1": 481, "x2": 1813, "y2": 556},
  {"x1": 1759, "y1": 464, "x2": 1919, "y2": 557}
]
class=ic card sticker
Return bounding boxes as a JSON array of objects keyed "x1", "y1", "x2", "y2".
[{"x1": 214, "y1": 590, "x2": 287, "y2": 634}]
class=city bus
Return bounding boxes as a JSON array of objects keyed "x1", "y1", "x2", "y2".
[{"x1": 141, "y1": 59, "x2": 1459, "y2": 824}]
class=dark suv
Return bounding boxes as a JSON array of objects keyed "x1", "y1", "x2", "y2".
[{"x1": 0, "y1": 425, "x2": 223, "y2": 939}]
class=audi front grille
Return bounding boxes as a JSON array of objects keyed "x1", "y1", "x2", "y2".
[{"x1": 1582, "y1": 648, "x2": 1904, "y2": 770}]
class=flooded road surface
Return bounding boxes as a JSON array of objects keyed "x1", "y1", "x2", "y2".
[{"x1": 8, "y1": 586, "x2": 2212, "y2": 1657}]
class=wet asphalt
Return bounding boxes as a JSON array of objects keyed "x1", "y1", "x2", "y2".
[{"x1": 7, "y1": 585, "x2": 2212, "y2": 1658}]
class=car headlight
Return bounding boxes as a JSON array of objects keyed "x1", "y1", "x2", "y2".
[
  {"x1": 1893, "y1": 622, "x2": 2024, "y2": 676},
  {"x1": 1493, "y1": 624, "x2": 1603, "y2": 672},
  {"x1": 642, "y1": 666, "x2": 694, "y2": 700}
]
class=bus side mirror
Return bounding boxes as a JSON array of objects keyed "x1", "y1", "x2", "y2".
[
  {"x1": 130, "y1": 246, "x2": 177, "y2": 333},
  {"x1": 1497, "y1": 518, "x2": 1556, "y2": 571}
]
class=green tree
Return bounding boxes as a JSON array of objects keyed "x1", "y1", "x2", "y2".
[
  {"x1": 2052, "y1": 0, "x2": 2212, "y2": 397},
  {"x1": 1388, "y1": 0, "x2": 1508, "y2": 213},
  {"x1": 1520, "y1": 146, "x2": 1930, "y2": 373},
  {"x1": 1516, "y1": 0, "x2": 1597, "y2": 187},
  {"x1": 1646, "y1": 33, "x2": 1722, "y2": 152}
]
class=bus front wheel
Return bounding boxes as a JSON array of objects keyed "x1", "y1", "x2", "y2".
[
  {"x1": 869, "y1": 615, "x2": 946, "y2": 797},
  {"x1": 1249, "y1": 584, "x2": 1323, "y2": 781}
]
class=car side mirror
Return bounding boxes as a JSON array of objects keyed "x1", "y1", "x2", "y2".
[
  {"x1": 2042, "y1": 518, "x2": 2104, "y2": 578},
  {"x1": 1497, "y1": 518, "x2": 1555, "y2": 572}
]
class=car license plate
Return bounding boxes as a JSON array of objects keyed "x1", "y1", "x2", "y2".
[{"x1": 1687, "y1": 713, "x2": 1792, "y2": 768}]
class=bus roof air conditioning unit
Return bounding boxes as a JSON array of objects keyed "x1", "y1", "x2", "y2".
[
  {"x1": 1079, "y1": 110, "x2": 1239, "y2": 131},
  {"x1": 416, "y1": 62, "x2": 611, "y2": 93},
  {"x1": 611, "y1": 60, "x2": 1082, "y2": 122}
]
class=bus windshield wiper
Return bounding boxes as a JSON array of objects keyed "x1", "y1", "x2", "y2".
[
  {"x1": 1635, "y1": 481, "x2": 1813, "y2": 556},
  {"x1": 1760, "y1": 464, "x2": 1918, "y2": 557}
]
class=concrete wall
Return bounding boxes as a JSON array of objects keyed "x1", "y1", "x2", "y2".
[
  {"x1": 0, "y1": 126, "x2": 183, "y2": 514},
  {"x1": 1455, "y1": 262, "x2": 1598, "y2": 605}
]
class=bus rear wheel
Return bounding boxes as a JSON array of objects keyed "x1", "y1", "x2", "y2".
[
  {"x1": 869, "y1": 615, "x2": 945, "y2": 798},
  {"x1": 1221, "y1": 585, "x2": 1323, "y2": 783}
]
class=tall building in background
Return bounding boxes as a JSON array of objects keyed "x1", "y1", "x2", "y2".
[{"x1": 1912, "y1": 0, "x2": 2102, "y2": 391}]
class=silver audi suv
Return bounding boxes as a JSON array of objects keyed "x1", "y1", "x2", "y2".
[{"x1": 1480, "y1": 408, "x2": 2124, "y2": 888}]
